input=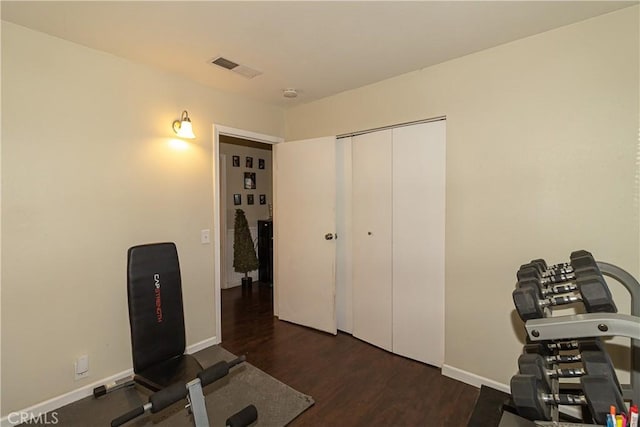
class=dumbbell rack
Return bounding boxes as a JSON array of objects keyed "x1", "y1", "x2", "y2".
[{"x1": 524, "y1": 261, "x2": 640, "y2": 418}]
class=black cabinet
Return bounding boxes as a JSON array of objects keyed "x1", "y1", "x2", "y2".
[{"x1": 258, "y1": 220, "x2": 273, "y2": 283}]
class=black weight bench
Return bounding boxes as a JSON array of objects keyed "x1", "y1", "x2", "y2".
[
  {"x1": 94, "y1": 242, "x2": 203, "y2": 396},
  {"x1": 127, "y1": 242, "x2": 203, "y2": 391},
  {"x1": 96, "y1": 243, "x2": 257, "y2": 426}
]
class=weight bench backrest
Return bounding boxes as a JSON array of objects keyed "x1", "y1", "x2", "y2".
[{"x1": 127, "y1": 242, "x2": 186, "y2": 374}]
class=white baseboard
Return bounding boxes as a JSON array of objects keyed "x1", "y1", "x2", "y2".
[
  {"x1": 442, "y1": 364, "x2": 582, "y2": 421},
  {"x1": 1, "y1": 335, "x2": 218, "y2": 427},
  {"x1": 442, "y1": 364, "x2": 510, "y2": 393},
  {"x1": 186, "y1": 336, "x2": 220, "y2": 353},
  {"x1": 0, "y1": 368, "x2": 132, "y2": 427}
]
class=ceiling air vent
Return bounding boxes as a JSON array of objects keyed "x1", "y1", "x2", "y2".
[
  {"x1": 210, "y1": 56, "x2": 262, "y2": 79},
  {"x1": 211, "y1": 57, "x2": 239, "y2": 70}
]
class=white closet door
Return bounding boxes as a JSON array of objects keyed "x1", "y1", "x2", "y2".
[
  {"x1": 274, "y1": 136, "x2": 338, "y2": 334},
  {"x1": 392, "y1": 121, "x2": 446, "y2": 367},
  {"x1": 352, "y1": 129, "x2": 393, "y2": 351}
]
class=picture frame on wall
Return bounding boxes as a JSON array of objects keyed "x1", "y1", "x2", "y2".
[
  {"x1": 247, "y1": 194, "x2": 254, "y2": 205},
  {"x1": 233, "y1": 194, "x2": 241, "y2": 205},
  {"x1": 258, "y1": 159, "x2": 265, "y2": 169},
  {"x1": 232, "y1": 155, "x2": 240, "y2": 167},
  {"x1": 244, "y1": 172, "x2": 256, "y2": 189},
  {"x1": 246, "y1": 156, "x2": 253, "y2": 168},
  {"x1": 259, "y1": 194, "x2": 266, "y2": 205}
]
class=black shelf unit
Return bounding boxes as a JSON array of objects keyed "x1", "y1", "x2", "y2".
[{"x1": 258, "y1": 220, "x2": 273, "y2": 284}]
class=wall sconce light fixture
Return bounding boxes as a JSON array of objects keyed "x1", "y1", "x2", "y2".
[{"x1": 172, "y1": 110, "x2": 196, "y2": 139}]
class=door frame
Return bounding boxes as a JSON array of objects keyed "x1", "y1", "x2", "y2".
[{"x1": 212, "y1": 124, "x2": 283, "y2": 343}]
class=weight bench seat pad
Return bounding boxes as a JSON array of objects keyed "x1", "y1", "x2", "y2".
[
  {"x1": 134, "y1": 354, "x2": 203, "y2": 392},
  {"x1": 127, "y1": 243, "x2": 202, "y2": 390}
]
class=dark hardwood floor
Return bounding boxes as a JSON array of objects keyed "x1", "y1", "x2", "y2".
[{"x1": 220, "y1": 283, "x2": 480, "y2": 426}]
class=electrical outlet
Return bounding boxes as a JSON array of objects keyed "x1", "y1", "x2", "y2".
[{"x1": 74, "y1": 355, "x2": 89, "y2": 380}]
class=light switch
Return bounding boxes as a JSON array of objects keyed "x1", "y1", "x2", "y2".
[{"x1": 201, "y1": 229, "x2": 211, "y2": 244}]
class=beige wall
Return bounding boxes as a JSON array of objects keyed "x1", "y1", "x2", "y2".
[
  {"x1": 1, "y1": 21, "x2": 284, "y2": 415},
  {"x1": 2, "y1": 5, "x2": 639, "y2": 417},
  {"x1": 219, "y1": 143, "x2": 273, "y2": 230},
  {"x1": 285, "y1": 7, "x2": 639, "y2": 387}
]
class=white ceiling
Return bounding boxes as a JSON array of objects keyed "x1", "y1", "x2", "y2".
[{"x1": 2, "y1": 1, "x2": 636, "y2": 108}]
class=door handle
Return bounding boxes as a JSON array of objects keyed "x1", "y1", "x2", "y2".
[{"x1": 325, "y1": 233, "x2": 334, "y2": 240}]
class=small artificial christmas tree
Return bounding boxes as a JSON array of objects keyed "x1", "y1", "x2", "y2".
[{"x1": 233, "y1": 209, "x2": 259, "y2": 286}]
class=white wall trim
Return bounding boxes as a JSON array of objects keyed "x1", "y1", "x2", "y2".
[
  {"x1": 442, "y1": 364, "x2": 510, "y2": 393},
  {"x1": 215, "y1": 125, "x2": 284, "y2": 145},
  {"x1": 1, "y1": 336, "x2": 219, "y2": 427}
]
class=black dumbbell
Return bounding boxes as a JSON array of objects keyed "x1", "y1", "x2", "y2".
[
  {"x1": 517, "y1": 277, "x2": 581, "y2": 300},
  {"x1": 517, "y1": 251, "x2": 598, "y2": 284},
  {"x1": 517, "y1": 255, "x2": 603, "y2": 302},
  {"x1": 523, "y1": 339, "x2": 603, "y2": 358},
  {"x1": 523, "y1": 337, "x2": 604, "y2": 356},
  {"x1": 510, "y1": 374, "x2": 625, "y2": 424},
  {"x1": 540, "y1": 249, "x2": 594, "y2": 272},
  {"x1": 516, "y1": 263, "x2": 610, "y2": 301},
  {"x1": 528, "y1": 250, "x2": 593, "y2": 276},
  {"x1": 512, "y1": 275, "x2": 617, "y2": 321},
  {"x1": 525, "y1": 258, "x2": 574, "y2": 279},
  {"x1": 518, "y1": 351, "x2": 621, "y2": 391}
]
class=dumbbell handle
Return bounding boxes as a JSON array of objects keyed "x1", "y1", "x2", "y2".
[
  {"x1": 543, "y1": 339, "x2": 602, "y2": 353},
  {"x1": 550, "y1": 341, "x2": 581, "y2": 350},
  {"x1": 541, "y1": 393, "x2": 587, "y2": 405},
  {"x1": 542, "y1": 265, "x2": 573, "y2": 277},
  {"x1": 530, "y1": 258, "x2": 573, "y2": 273},
  {"x1": 544, "y1": 367, "x2": 586, "y2": 378},
  {"x1": 539, "y1": 294, "x2": 581, "y2": 308},
  {"x1": 545, "y1": 354, "x2": 582, "y2": 364},
  {"x1": 538, "y1": 283, "x2": 579, "y2": 297},
  {"x1": 539, "y1": 272, "x2": 576, "y2": 285}
]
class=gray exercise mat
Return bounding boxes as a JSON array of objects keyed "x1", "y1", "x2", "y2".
[{"x1": 26, "y1": 345, "x2": 314, "y2": 426}]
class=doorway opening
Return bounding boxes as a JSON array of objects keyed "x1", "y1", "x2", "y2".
[
  {"x1": 219, "y1": 135, "x2": 273, "y2": 289},
  {"x1": 212, "y1": 125, "x2": 282, "y2": 344}
]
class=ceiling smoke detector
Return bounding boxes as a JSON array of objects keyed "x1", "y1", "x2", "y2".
[{"x1": 283, "y1": 89, "x2": 298, "y2": 98}]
